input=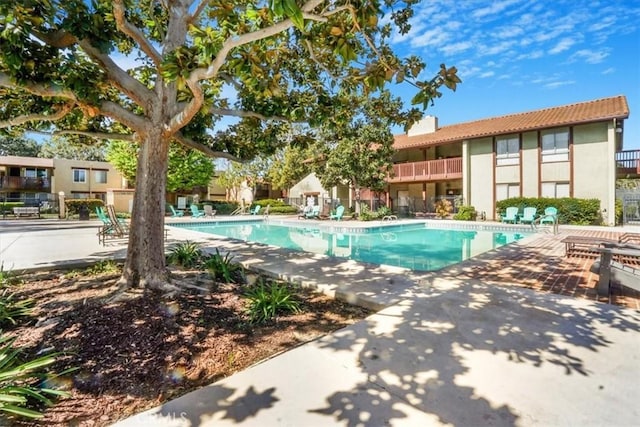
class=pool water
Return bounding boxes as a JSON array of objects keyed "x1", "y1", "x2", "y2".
[{"x1": 173, "y1": 221, "x2": 526, "y2": 272}]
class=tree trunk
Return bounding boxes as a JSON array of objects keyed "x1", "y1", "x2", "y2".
[{"x1": 119, "y1": 127, "x2": 175, "y2": 293}]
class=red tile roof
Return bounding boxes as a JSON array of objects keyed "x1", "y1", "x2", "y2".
[{"x1": 394, "y1": 95, "x2": 629, "y2": 149}]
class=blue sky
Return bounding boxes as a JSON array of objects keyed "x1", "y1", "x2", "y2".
[{"x1": 387, "y1": 0, "x2": 640, "y2": 149}]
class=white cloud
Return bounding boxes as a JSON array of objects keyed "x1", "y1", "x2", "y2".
[
  {"x1": 410, "y1": 27, "x2": 451, "y2": 48},
  {"x1": 548, "y1": 37, "x2": 577, "y2": 54},
  {"x1": 472, "y1": 0, "x2": 522, "y2": 19},
  {"x1": 517, "y1": 50, "x2": 544, "y2": 60},
  {"x1": 544, "y1": 80, "x2": 576, "y2": 89},
  {"x1": 601, "y1": 67, "x2": 615, "y2": 75},
  {"x1": 440, "y1": 41, "x2": 473, "y2": 56},
  {"x1": 479, "y1": 71, "x2": 495, "y2": 78},
  {"x1": 569, "y1": 49, "x2": 610, "y2": 64}
]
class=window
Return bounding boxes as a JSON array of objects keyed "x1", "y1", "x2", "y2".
[
  {"x1": 496, "y1": 136, "x2": 520, "y2": 165},
  {"x1": 541, "y1": 128, "x2": 569, "y2": 162},
  {"x1": 94, "y1": 170, "x2": 108, "y2": 184},
  {"x1": 73, "y1": 169, "x2": 87, "y2": 183},
  {"x1": 541, "y1": 182, "x2": 570, "y2": 198},
  {"x1": 496, "y1": 183, "x2": 520, "y2": 201}
]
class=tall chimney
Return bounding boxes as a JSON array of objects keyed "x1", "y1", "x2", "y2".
[{"x1": 407, "y1": 115, "x2": 438, "y2": 136}]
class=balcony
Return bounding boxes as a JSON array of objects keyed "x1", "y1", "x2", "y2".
[
  {"x1": 616, "y1": 150, "x2": 640, "y2": 177},
  {"x1": 0, "y1": 176, "x2": 51, "y2": 191},
  {"x1": 389, "y1": 157, "x2": 463, "y2": 183}
]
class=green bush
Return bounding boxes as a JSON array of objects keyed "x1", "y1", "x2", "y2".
[
  {"x1": 203, "y1": 249, "x2": 244, "y2": 283},
  {"x1": 495, "y1": 197, "x2": 602, "y2": 225},
  {"x1": 358, "y1": 205, "x2": 392, "y2": 221},
  {"x1": 206, "y1": 201, "x2": 238, "y2": 215},
  {"x1": 615, "y1": 198, "x2": 623, "y2": 225},
  {"x1": 244, "y1": 279, "x2": 301, "y2": 324},
  {"x1": 167, "y1": 241, "x2": 203, "y2": 268},
  {"x1": 64, "y1": 199, "x2": 104, "y2": 216},
  {"x1": 434, "y1": 198, "x2": 453, "y2": 219},
  {"x1": 0, "y1": 291, "x2": 34, "y2": 328},
  {"x1": 0, "y1": 333, "x2": 71, "y2": 420},
  {"x1": 453, "y1": 206, "x2": 477, "y2": 221}
]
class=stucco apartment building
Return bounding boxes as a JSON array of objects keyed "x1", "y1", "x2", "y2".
[
  {"x1": 0, "y1": 155, "x2": 127, "y2": 206},
  {"x1": 293, "y1": 95, "x2": 630, "y2": 225}
]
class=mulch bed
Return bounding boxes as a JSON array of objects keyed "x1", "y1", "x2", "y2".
[{"x1": 5, "y1": 268, "x2": 371, "y2": 426}]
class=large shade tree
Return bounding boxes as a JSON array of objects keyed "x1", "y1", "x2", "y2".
[
  {"x1": 0, "y1": 136, "x2": 40, "y2": 157},
  {"x1": 0, "y1": 1, "x2": 459, "y2": 293},
  {"x1": 39, "y1": 135, "x2": 107, "y2": 160}
]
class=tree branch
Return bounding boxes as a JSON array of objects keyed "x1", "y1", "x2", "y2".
[
  {"x1": 99, "y1": 101, "x2": 148, "y2": 132},
  {"x1": 30, "y1": 29, "x2": 77, "y2": 48},
  {"x1": 0, "y1": 73, "x2": 77, "y2": 101},
  {"x1": 78, "y1": 40, "x2": 154, "y2": 109},
  {"x1": 0, "y1": 104, "x2": 74, "y2": 128},
  {"x1": 54, "y1": 130, "x2": 137, "y2": 141},
  {"x1": 188, "y1": 0, "x2": 209, "y2": 24},
  {"x1": 174, "y1": 132, "x2": 241, "y2": 162},
  {"x1": 113, "y1": 0, "x2": 162, "y2": 67},
  {"x1": 210, "y1": 107, "x2": 292, "y2": 122}
]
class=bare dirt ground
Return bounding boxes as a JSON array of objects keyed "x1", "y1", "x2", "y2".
[{"x1": 6, "y1": 268, "x2": 371, "y2": 426}]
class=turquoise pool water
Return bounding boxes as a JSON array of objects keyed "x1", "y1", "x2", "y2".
[{"x1": 172, "y1": 221, "x2": 527, "y2": 271}]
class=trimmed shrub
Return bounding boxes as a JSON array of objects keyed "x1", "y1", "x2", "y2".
[
  {"x1": 453, "y1": 205, "x2": 477, "y2": 221},
  {"x1": 496, "y1": 197, "x2": 602, "y2": 225},
  {"x1": 64, "y1": 199, "x2": 104, "y2": 216}
]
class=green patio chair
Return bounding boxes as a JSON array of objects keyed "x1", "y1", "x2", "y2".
[
  {"x1": 519, "y1": 207, "x2": 537, "y2": 224},
  {"x1": 250, "y1": 205, "x2": 261, "y2": 215},
  {"x1": 190, "y1": 204, "x2": 205, "y2": 218},
  {"x1": 169, "y1": 205, "x2": 184, "y2": 218},
  {"x1": 330, "y1": 205, "x2": 345, "y2": 221},
  {"x1": 539, "y1": 207, "x2": 558, "y2": 225},
  {"x1": 500, "y1": 206, "x2": 519, "y2": 223}
]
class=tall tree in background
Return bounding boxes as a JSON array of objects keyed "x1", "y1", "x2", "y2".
[
  {"x1": 39, "y1": 135, "x2": 106, "y2": 160},
  {"x1": 268, "y1": 144, "x2": 315, "y2": 191},
  {"x1": 0, "y1": 136, "x2": 40, "y2": 157},
  {"x1": 106, "y1": 141, "x2": 214, "y2": 193},
  {"x1": 0, "y1": 1, "x2": 459, "y2": 293},
  {"x1": 315, "y1": 91, "x2": 402, "y2": 213}
]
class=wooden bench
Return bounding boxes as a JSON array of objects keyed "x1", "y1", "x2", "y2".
[
  {"x1": 561, "y1": 236, "x2": 617, "y2": 257},
  {"x1": 13, "y1": 206, "x2": 40, "y2": 218}
]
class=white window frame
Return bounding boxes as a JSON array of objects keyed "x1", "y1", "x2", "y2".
[
  {"x1": 496, "y1": 135, "x2": 520, "y2": 166},
  {"x1": 541, "y1": 182, "x2": 570, "y2": 198},
  {"x1": 73, "y1": 169, "x2": 87, "y2": 183},
  {"x1": 496, "y1": 183, "x2": 520, "y2": 201},
  {"x1": 541, "y1": 128, "x2": 569, "y2": 162},
  {"x1": 94, "y1": 170, "x2": 108, "y2": 184}
]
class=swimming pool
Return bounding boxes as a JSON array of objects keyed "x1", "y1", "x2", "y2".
[{"x1": 171, "y1": 221, "x2": 527, "y2": 271}]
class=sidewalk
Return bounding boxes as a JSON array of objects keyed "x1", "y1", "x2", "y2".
[{"x1": 1, "y1": 218, "x2": 639, "y2": 426}]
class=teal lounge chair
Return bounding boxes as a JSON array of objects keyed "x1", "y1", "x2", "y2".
[
  {"x1": 330, "y1": 205, "x2": 345, "y2": 221},
  {"x1": 501, "y1": 206, "x2": 519, "y2": 223},
  {"x1": 190, "y1": 204, "x2": 205, "y2": 218},
  {"x1": 250, "y1": 205, "x2": 261, "y2": 215},
  {"x1": 519, "y1": 207, "x2": 537, "y2": 224},
  {"x1": 170, "y1": 205, "x2": 184, "y2": 217},
  {"x1": 539, "y1": 207, "x2": 558, "y2": 225}
]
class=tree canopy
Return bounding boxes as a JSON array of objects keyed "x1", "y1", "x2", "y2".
[
  {"x1": 0, "y1": 0, "x2": 459, "y2": 292},
  {"x1": 106, "y1": 140, "x2": 214, "y2": 192},
  {"x1": 0, "y1": 136, "x2": 40, "y2": 157},
  {"x1": 39, "y1": 135, "x2": 106, "y2": 160}
]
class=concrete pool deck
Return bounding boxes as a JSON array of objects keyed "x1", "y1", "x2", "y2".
[{"x1": 1, "y1": 217, "x2": 639, "y2": 426}]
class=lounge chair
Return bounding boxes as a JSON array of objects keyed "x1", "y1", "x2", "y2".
[
  {"x1": 500, "y1": 206, "x2": 519, "y2": 223},
  {"x1": 190, "y1": 204, "x2": 205, "y2": 218},
  {"x1": 589, "y1": 243, "x2": 640, "y2": 296},
  {"x1": 519, "y1": 207, "x2": 537, "y2": 224},
  {"x1": 169, "y1": 205, "x2": 184, "y2": 218},
  {"x1": 329, "y1": 205, "x2": 345, "y2": 221},
  {"x1": 203, "y1": 205, "x2": 216, "y2": 218},
  {"x1": 250, "y1": 205, "x2": 261, "y2": 215},
  {"x1": 539, "y1": 207, "x2": 558, "y2": 225},
  {"x1": 306, "y1": 205, "x2": 320, "y2": 219}
]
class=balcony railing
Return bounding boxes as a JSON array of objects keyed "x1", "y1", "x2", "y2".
[
  {"x1": 389, "y1": 157, "x2": 463, "y2": 183},
  {"x1": 0, "y1": 176, "x2": 51, "y2": 191},
  {"x1": 616, "y1": 150, "x2": 640, "y2": 175}
]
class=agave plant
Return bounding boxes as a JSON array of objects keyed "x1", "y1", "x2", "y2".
[
  {"x1": 0, "y1": 290, "x2": 34, "y2": 329},
  {"x1": 0, "y1": 334, "x2": 71, "y2": 419},
  {"x1": 166, "y1": 241, "x2": 203, "y2": 268},
  {"x1": 244, "y1": 279, "x2": 301, "y2": 324},
  {"x1": 203, "y1": 249, "x2": 244, "y2": 283}
]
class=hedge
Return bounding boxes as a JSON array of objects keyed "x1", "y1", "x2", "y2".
[
  {"x1": 495, "y1": 197, "x2": 602, "y2": 225},
  {"x1": 64, "y1": 199, "x2": 105, "y2": 215}
]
